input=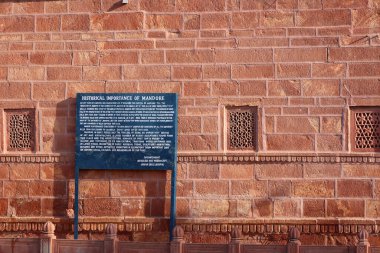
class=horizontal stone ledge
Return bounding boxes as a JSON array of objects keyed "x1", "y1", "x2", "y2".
[
  {"x1": 0, "y1": 218, "x2": 378, "y2": 235},
  {"x1": 0, "y1": 153, "x2": 379, "y2": 164}
]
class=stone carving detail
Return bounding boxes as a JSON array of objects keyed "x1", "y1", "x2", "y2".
[
  {"x1": 6, "y1": 110, "x2": 35, "y2": 151},
  {"x1": 353, "y1": 110, "x2": 380, "y2": 151},
  {"x1": 228, "y1": 107, "x2": 256, "y2": 150}
]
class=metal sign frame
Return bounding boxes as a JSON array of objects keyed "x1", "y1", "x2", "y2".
[{"x1": 74, "y1": 93, "x2": 178, "y2": 240}]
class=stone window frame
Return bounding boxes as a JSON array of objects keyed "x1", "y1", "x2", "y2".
[
  {"x1": 1, "y1": 105, "x2": 39, "y2": 153},
  {"x1": 350, "y1": 106, "x2": 380, "y2": 153},
  {"x1": 222, "y1": 104, "x2": 262, "y2": 152}
]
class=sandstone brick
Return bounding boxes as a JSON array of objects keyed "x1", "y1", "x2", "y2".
[
  {"x1": 302, "y1": 80, "x2": 340, "y2": 96},
  {"x1": 0, "y1": 199, "x2": 8, "y2": 216},
  {"x1": 212, "y1": 81, "x2": 239, "y2": 96},
  {"x1": 330, "y1": 48, "x2": 380, "y2": 62},
  {"x1": 220, "y1": 164, "x2": 253, "y2": 179},
  {"x1": 66, "y1": 41, "x2": 96, "y2": 50},
  {"x1": 277, "y1": 116, "x2": 319, "y2": 133},
  {"x1": 291, "y1": 37, "x2": 339, "y2": 46},
  {"x1": 337, "y1": 180, "x2": 373, "y2": 197},
  {"x1": 321, "y1": 117, "x2": 342, "y2": 134},
  {"x1": 83, "y1": 198, "x2": 121, "y2": 216},
  {"x1": 10, "y1": 164, "x2": 39, "y2": 180},
  {"x1": 0, "y1": 53, "x2": 28, "y2": 65},
  {"x1": 167, "y1": 50, "x2": 214, "y2": 63},
  {"x1": 0, "y1": 82, "x2": 31, "y2": 100},
  {"x1": 184, "y1": 14, "x2": 200, "y2": 29},
  {"x1": 232, "y1": 65, "x2": 274, "y2": 79},
  {"x1": 4, "y1": 181, "x2": 29, "y2": 197},
  {"x1": 30, "y1": 52, "x2": 72, "y2": 65},
  {"x1": 252, "y1": 199, "x2": 273, "y2": 218},
  {"x1": 47, "y1": 67, "x2": 81, "y2": 80},
  {"x1": 241, "y1": 0, "x2": 276, "y2": 10},
  {"x1": 297, "y1": 10, "x2": 351, "y2": 27},
  {"x1": 146, "y1": 14, "x2": 182, "y2": 30},
  {"x1": 274, "y1": 48, "x2": 326, "y2": 62},
  {"x1": 266, "y1": 116, "x2": 275, "y2": 132},
  {"x1": 195, "y1": 181, "x2": 229, "y2": 197},
  {"x1": 41, "y1": 198, "x2": 68, "y2": 216},
  {"x1": 33, "y1": 83, "x2": 66, "y2": 101},
  {"x1": 239, "y1": 38, "x2": 289, "y2": 47},
  {"x1": 303, "y1": 199, "x2": 325, "y2": 217},
  {"x1": 261, "y1": 11, "x2": 294, "y2": 27},
  {"x1": 100, "y1": 51, "x2": 138, "y2": 65},
  {"x1": 40, "y1": 164, "x2": 73, "y2": 180},
  {"x1": 215, "y1": 49, "x2": 272, "y2": 63},
  {"x1": 189, "y1": 163, "x2": 219, "y2": 179},
  {"x1": 231, "y1": 180, "x2": 267, "y2": 197},
  {"x1": 74, "y1": 181, "x2": 109, "y2": 198},
  {"x1": 323, "y1": 0, "x2": 368, "y2": 8},
  {"x1": 0, "y1": 2, "x2": 12, "y2": 14},
  {"x1": 367, "y1": 200, "x2": 380, "y2": 218},
  {"x1": 343, "y1": 164, "x2": 380, "y2": 178},
  {"x1": 288, "y1": 28, "x2": 316, "y2": 36},
  {"x1": 111, "y1": 181, "x2": 157, "y2": 197},
  {"x1": 141, "y1": 51, "x2": 165, "y2": 63},
  {"x1": 278, "y1": 0, "x2": 298, "y2": 9},
  {"x1": 191, "y1": 200, "x2": 230, "y2": 217},
  {"x1": 262, "y1": 98, "x2": 288, "y2": 106},
  {"x1": 349, "y1": 63, "x2": 380, "y2": 77},
  {"x1": 343, "y1": 79, "x2": 380, "y2": 96},
  {"x1": 70, "y1": 0, "x2": 101, "y2": 12},
  {"x1": 30, "y1": 181, "x2": 66, "y2": 197},
  {"x1": 73, "y1": 52, "x2": 99, "y2": 65},
  {"x1": 122, "y1": 199, "x2": 150, "y2": 217},
  {"x1": 267, "y1": 135, "x2": 314, "y2": 151},
  {"x1": 139, "y1": 82, "x2": 180, "y2": 93},
  {"x1": 36, "y1": 16, "x2": 60, "y2": 32},
  {"x1": 13, "y1": 1, "x2": 43, "y2": 13},
  {"x1": 124, "y1": 66, "x2": 170, "y2": 80},
  {"x1": 0, "y1": 16, "x2": 34, "y2": 32},
  {"x1": 256, "y1": 164, "x2": 303, "y2": 179},
  {"x1": 178, "y1": 116, "x2": 202, "y2": 133},
  {"x1": 283, "y1": 107, "x2": 308, "y2": 115},
  {"x1": 177, "y1": 0, "x2": 225, "y2": 11},
  {"x1": 353, "y1": 9, "x2": 380, "y2": 28},
  {"x1": 45, "y1": 1, "x2": 67, "y2": 13},
  {"x1": 268, "y1": 80, "x2": 301, "y2": 96},
  {"x1": 32, "y1": 42, "x2": 60, "y2": 51},
  {"x1": 179, "y1": 135, "x2": 218, "y2": 151},
  {"x1": 200, "y1": 13, "x2": 228, "y2": 29},
  {"x1": 202, "y1": 116, "x2": 218, "y2": 133},
  {"x1": 312, "y1": 63, "x2": 346, "y2": 78},
  {"x1": 317, "y1": 135, "x2": 342, "y2": 152},
  {"x1": 10, "y1": 199, "x2": 41, "y2": 217},
  {"x1": 183, "y1": 82, "x2": 209, "y2": 96},
  {"x1": 240, "y1": 81, "x2": 267, "y2": 96},
  {"x1": 310, "y1": 107, "x2": 343, "y2": 115},
  {"x1": 268, "y1": 181, "x2": 291, "y2": 197},
  {"x1": 9, "y1": 67, "x2": 45, "y2": 81},
  {"x1": 9, "y1": 42, "x2": 32, "y2": 51},
  {"x1": 293, "y1": 180, "x2": 335, "y2": 197},
  {"x1": 277, "y1": 64, "x2": 311, "y2": 78},
  {"x1": 173, "y1": 66, "x2": 202, "y2": 80},
  {"x1": 327, "y1": 200, "x2": 364, "y2": 217},
  {"x1": 83, "y1": 66, "x2": 121, "y2": 81},
  {"x1": 62, "y1": 14, "x2": 90, "y2": 31},
  {"x1": 232, "y1": 12, "x2": 259, "y2": 29},
  {"x1": 274, "y1": 199, "x2": 301, "y2": 217},
  {"x1": 203, "y1": 65, "x2": 230, "y2": 79},
  {"x1": 67, "y1": 82, "x2": 105, "y2": 98}
]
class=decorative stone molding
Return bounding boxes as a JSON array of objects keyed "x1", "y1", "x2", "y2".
[
  {"x1": 0, "y1": 219, "x2": 378, "y2": 235},
  {"x1": 0, "y1": 153, "x2": 378, "y2": 164}
]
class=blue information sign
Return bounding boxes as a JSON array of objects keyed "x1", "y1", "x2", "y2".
[
  {"x1": 75, "y1": 93, "x2": 177, "y2": 170},
  {"x1": 74, "y1": 93, "x2": 178, "y2": 240}
]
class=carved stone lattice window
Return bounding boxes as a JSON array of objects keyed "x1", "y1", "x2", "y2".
[
  {"x1": 351, "y1": 107, "x2": 380, "y2": 152},
  {"x1": 5, "y1": 109, "x2": 35, "y2": 152},
  {"x1": 227, "y1": 106, "x2": 257, "y2": 150}
]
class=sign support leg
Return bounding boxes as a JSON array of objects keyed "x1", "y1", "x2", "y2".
[
  {"x1": 74, "y1": 166, "x2": 79, "y2": 239},
  {"x1": 169, "y1": 166, "x2": 177, "y2": 241}
]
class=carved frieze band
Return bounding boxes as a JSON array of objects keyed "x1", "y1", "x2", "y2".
[
  {"x1": 0, "y1": 154, "x2": 379, "y2": 164},
  {"x1": 0, "y1": 221, "x2": 378, "y2": 235}
]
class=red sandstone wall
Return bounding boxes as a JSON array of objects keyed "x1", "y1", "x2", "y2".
[{"x1": 0, "y1": 0, "x2": 379, "y2": 243}]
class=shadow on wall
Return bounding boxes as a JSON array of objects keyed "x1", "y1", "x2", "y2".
[{"x1": 48, "y1": 98, "x2": 171, "y2": 233}]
